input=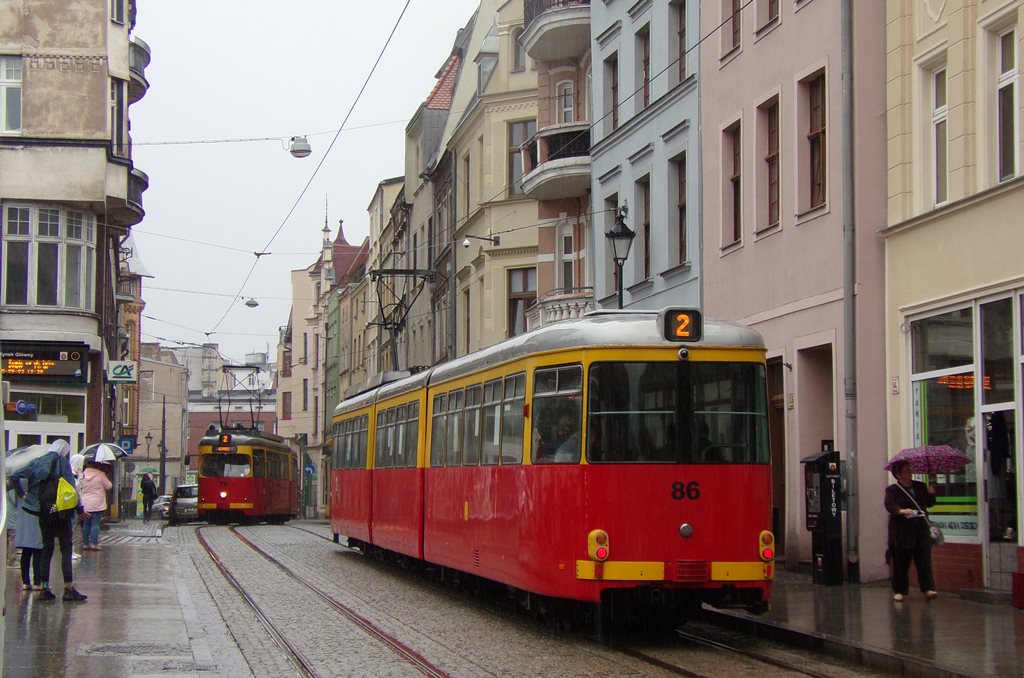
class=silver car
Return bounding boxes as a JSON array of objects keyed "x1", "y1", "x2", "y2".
[
  {"x1": 152, "y1": 495, "x2": 172, "y2": 519},
  {"x1": 169, "y1": 484, "x2": 198, "y2": 525}
]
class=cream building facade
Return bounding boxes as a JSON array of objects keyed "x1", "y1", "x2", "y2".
[{"x1": 886, "y1": 0, "x2": 1024, "y2": 593}]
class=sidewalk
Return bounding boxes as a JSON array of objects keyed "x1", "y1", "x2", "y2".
[{"x1": 705, "y1": 570, "x2": 1024, "y2": 677}]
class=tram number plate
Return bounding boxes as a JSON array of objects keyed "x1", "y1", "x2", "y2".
[{"x1": 671, "y1": 481, "x2": 702, "y2": 500}]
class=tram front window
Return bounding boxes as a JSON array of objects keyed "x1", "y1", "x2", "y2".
[
  {"x1": 201, "y1": 453, "x2": 251, "y2": 478},
  {"x1": 587, "y1": 361, "x2": 769, "y2": 464}
]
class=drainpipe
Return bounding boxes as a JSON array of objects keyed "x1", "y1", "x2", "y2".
[{"x1": 841, "y1": 0, "x2": 860, "y2": 583}]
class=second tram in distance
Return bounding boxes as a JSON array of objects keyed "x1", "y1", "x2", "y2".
[
  {"x1": 196, "y1": 426, "x2": 299, "y2": 525},
  {"x1": 329, "y1": 308, "x2": 774, "y2": 625}
]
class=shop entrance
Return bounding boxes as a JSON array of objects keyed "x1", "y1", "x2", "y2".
[{"x1": 983, "y1": 409, "x2": 1018, "y2": 591}]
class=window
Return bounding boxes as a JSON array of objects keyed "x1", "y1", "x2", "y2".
[
  {"x1": 757, "y1": 0, "x2": 779, "y2": 28},
  {"x1": 724, "y1": 123, "x2": 742, "y2": 244},
  {"x1": 2, "y1": 204, "x2": 95, "y2": 309},
  {"x1": 302, "y1": 378, "x2": 308, "y2": 411},
  {"x1": 808, "y1": 73, "x2": 827, "y2": 208},
  {"x1": 532, "y1": 365, "x2": 582, "y2": 464},
  {"x1": 759, "y1": 97, "x2": 780, "y2": 228},
  {"x1": 637, "y1": 26, "x2": 651, "y2": 110},
  {"x1": 932, "y1": 68, "x2": 948, "y2": 204},
  {"x1": 110, "y1": 0, "x2": 125, "y2": 23},
  {"x1": 556, "y1": 81, "x2": 574, "y2": 124},
  {"x1": 462, "y1": 386, "x2": 482, "y2": 466},
  {"x1": 672, "y1": 154, "x2": 688, "y2": 264},
  {"x1": 507, "y1": 267, "x2": 536, "y2": 337},
  {"x1": 997, "y1": 29, "x2": 1017, "y2": 182},
  {"x1": 481, "y1": 379, "x2": 502, "y2": 465},
  {"x1": 512, "y1": 27, "x2": 526, "y2": 71},
  {"x1": 560, "y1": 228, "x2": 575, "y2": 290},
  {"x1": 727, "y1": 0, "x2": 742, "y2": 51},
  {"x1": 282, "y1": 392, "x2": 292, "y2": 420},
  {"x1": 110, "y1": 78, "x2": 126, "y2": 156},
  {"x1": 605, "y1": 53, "x2": 619, "y2": 133},
  {"x1": 1, "y1": 56, "x2": 22, "y2": 132},
  {"x1": 500, "y1": 373, "x2": 525, "y2": 464},
  {"x1": 508, "y1": 120, "x2": 536, "y2": 196},
  {"x1": 605, "y1": 192, "x2": 620, "y2": 290},
  {"x1": 463, "y1": 152, "x2": 472, "y2": 216},
  {"x1": 638, "y1": 177, "x2": 651, "y2": 279},
  {"x1": 672, "y1": 1, "x2": 687, "y2": 85}
]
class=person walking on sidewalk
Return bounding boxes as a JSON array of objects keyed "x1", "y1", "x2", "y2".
[
  {"x1": 80, "y1": 461, "x2": 113, "y2": 551},
  {"x1": 140, "y1": 473, "x2": 157, "y2": 523},
  {"x1": 9, "y1": 440, "x2": 89, "y2": 602},
  {"x1": 884, "y1": 459, "x2": 938, "y2": 602}
]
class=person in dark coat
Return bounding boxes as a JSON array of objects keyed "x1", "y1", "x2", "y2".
[
  {"x1": 140, "y1": 473, "x2": 157, "y2": 522},
  {"x1": 884, "y1": 459, "x2": 938, "y2": 602},
  {"x1": 9, "y1": 439, "x2": 88, "y2": 602}
]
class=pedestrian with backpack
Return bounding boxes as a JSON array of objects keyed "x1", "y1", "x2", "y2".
[{"x1": 9, "y1": 439, "x2": 88, "y2": 602}]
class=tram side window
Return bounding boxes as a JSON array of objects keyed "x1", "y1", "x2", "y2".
[
  {"x1": 386, "y1": 407, "x2": 398, "y2": 468},
  {"x1": 501, "y1": 373, "x2": 526, "y2": 464},
  {"x1": 394, "y1": 405, "x2": 407, "y2": 468},
  {"x1": 481, "y1": 379, "x2": 502, "y2": 465},
  {"x1": 532, "y1": 365, "x2": 583, "y2": 464},
  {"x1": 430, "y1": 394, "x2": 447, "y2": 467},
  {"x1": 253, "y1": 449, "x2": 266, "y2": 478},
  {"x1": 462, "y1": 385, "x2": 482, "y2": 465},
  {"x1": 404, "y1": 402, "x2": 419, "y2": 468},
  {"x1": 358, "y1": 415, "x2": 369, "y2": 468},
  {"x1": 447, "y1": 389, "x2": 464, "y2": 467},
  {"x1": 694, "y1": 362, "x2": 769, "y2": 464}
]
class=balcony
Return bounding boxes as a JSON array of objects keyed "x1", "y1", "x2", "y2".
[
  {"x1": 128, "y1": 36, "x2": 151, "y2": 104},
  {"x1": 521, "y1": 123, "x2": 590, "y2": 201},
  {"x1": 523, "y1": 0, "x2": 590, "y2": 62},
  {"x1": 107, "y1": 167, "x2": 148, "y2": 227},
  {"x1": 526, "y1": 287, "x2": 595, "y2": 330}
]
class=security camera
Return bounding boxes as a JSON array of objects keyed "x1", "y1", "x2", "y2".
[{"x1": 462, "y1": 238, "x2": 471, "y2": 248}]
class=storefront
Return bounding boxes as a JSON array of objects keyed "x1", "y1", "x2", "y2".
[
  {"x1": 1, "y1": 341, "x2": 91, "y2": 452},
  {"x1": 908, "y1": 298, "x2": 1021, "y2": 592}
]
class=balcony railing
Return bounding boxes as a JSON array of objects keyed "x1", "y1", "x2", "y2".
[
  {"x1": 521, "y1": 124, "x2": 591, "y2": 200},
  {"x1": 525, "y1": 0, "x2": 590, "y2": 29},
  {"x1": 526, "y1": 286, "x2": 594, "y2": 330},
  {"x1": 128, "y1": 36, "x2": 151, "y2": 104}
]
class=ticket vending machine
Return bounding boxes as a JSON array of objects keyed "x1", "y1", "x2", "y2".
[{"x1": 802, "y1": 442, "x2": 843, "y2": 586}]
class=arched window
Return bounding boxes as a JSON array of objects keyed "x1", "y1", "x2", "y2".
[{"x1": 556, "y1": 80, "x2": 574, "y2": 123}]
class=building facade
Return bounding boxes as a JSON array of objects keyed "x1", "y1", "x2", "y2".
[
  {"x1": 699, "y1": 0, "x2": 888, "y2": 579},
  {"x1": 0, "y1": 0, "x2": 150, "y2": 455},
  {"x1": 885, "y1": 0, "x2": 1024, "y2": 593}
]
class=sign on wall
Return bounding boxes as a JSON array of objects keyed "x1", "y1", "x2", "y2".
[
  {"x1": 0, "y1": 342, "x2": 89, "y2": 384},
  {"x1": 106, "y1": 360, "x2": 138, "y2": 384}
]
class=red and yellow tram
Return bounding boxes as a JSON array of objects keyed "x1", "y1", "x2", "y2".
[
  {"x1": 197, "y1": 427, "x2": 299, "y2": 525},
  {"x1": 329, "y1": 308, "x2": 774, "y2": 622}
]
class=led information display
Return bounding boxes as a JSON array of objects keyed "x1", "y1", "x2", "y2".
[{"x1": 1, "y1": 342, "x2": 89, "y2": 384}]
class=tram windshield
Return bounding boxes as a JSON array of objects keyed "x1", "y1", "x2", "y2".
[
  {"x1": 201, "y1": 453, "x2": 251, "y2": 478},
  {"x1": 587, "y1": 361, "x2": 769, "y2": 464}
]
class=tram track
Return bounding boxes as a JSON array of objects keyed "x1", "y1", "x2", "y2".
[{"x1": 195, "y1": 525, "x2": 452, "y2": 678}]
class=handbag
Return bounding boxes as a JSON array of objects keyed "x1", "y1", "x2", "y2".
[
  {"x1": 56, "y1": 476, "x2": 78, "y2": 513},
  {"x1": 897, "y1": 483, "x2": 943, "y2": 546}
]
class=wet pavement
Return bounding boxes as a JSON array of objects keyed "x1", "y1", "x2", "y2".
[{"x1": 3, "y1": 518, "x2": 1022, "y2": 677}]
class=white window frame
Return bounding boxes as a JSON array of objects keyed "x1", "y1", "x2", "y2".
[
  {"x1": 559, "y1": 223, "x2": 575, "y2": 291},
  {"x1": 931, "y1": 67, "x2": 949, "y2": 205},
  {"x1": 2, "y1": 204, "x2": 96, "y2": 310},
  {"x1": 0, "y1": 55, "x2": 22, "y2": 133},
  {"x1": 996, "y1": 28, "x2": 1018, "y2": 183},
  {"x1": 556, "y1": 80, "x2": 574, "y2": 124}
]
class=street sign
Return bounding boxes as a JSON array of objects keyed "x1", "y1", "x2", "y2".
[
  {"x1": 118, "y1": 437, "x2": 136, "y2": 454},
  {"x1": 303, "y1": 464, "x2": 316, "y2": 477}
]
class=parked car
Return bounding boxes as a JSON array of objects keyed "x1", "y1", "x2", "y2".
[
  {"x1": 169, "y1": 484, "x2": 198, "y2": 525},
  {"x1": 152, "y1": 495, "x2": 172, "y2": 519}
]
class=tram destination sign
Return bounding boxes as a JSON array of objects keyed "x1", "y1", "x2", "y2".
[{"x1": 1, "y1": 342, "x2": 89, "y2": 384}]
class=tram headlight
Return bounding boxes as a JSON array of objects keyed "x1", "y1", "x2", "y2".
[
  {"x1": 759, "y1": 530, "x2": 775, "y2": 561},
  {"x1": 587, "y1": 529, "x2": 609, "y2": 562},
  {"x1": 220, "y1": 491, "x2": 228, "y2": 499}
]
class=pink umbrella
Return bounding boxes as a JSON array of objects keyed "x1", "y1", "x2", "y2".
[{"x1": 884, "y1": 445, "x2": 971, "y2": 474}]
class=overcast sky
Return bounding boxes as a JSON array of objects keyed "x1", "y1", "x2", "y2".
[{"x1": 130, "y1": 0, "x2": 480, "y2": 365}]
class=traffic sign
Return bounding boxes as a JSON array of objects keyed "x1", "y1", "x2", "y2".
[
  {"x1": 118, "y1": 437, "x2": 136, "y2": 454},
  {"x1": 303, "y1": 464, "x2": 316, "y2": 477}
]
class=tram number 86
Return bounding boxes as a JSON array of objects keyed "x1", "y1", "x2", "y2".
[{"x1": 671, "y1": 481, "x2": 701, "y2": 500}]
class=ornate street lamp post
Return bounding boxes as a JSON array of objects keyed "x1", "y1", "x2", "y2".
[{"x1": 604, "y1": 205, "x2": 636, "y2": 309}]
